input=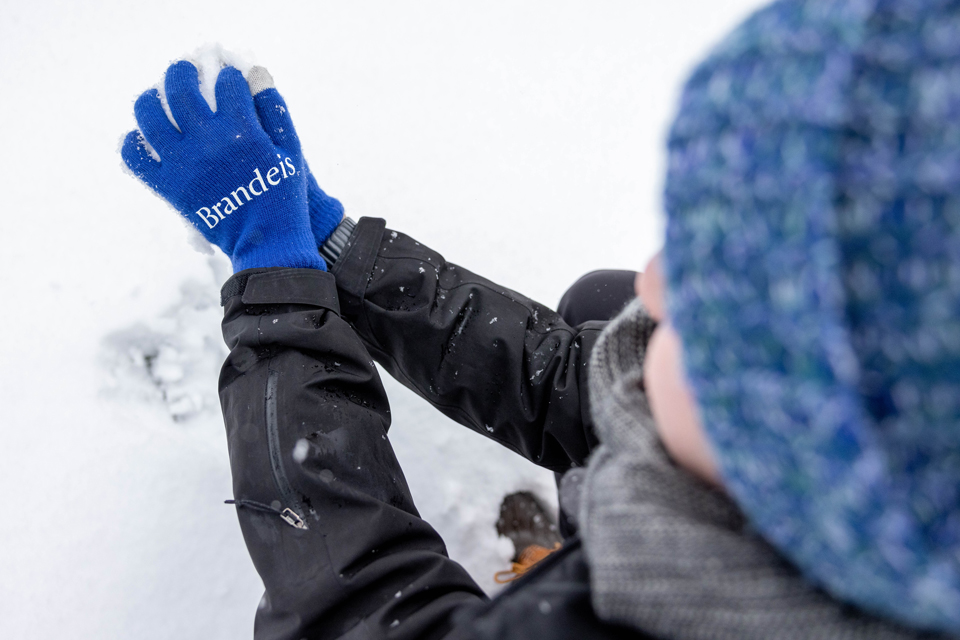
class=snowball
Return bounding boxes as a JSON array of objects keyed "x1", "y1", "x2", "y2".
[{"x1": 155, "y1": 44, "x2": 258, "y2": 128}]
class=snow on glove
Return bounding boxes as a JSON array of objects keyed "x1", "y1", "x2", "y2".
[
  {"x1": 246, "y1": 66, "x2": 344, "y2": 246},
  {"x1": 122, "y1": 61, "x2": 325, "y2": 272}
]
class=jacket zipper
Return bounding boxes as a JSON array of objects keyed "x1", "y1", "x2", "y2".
[{"x1": 264, "y1": 369, "x2": 309, "y2": 530}]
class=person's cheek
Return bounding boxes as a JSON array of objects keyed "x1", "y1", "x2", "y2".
[
  {"x1": 638, "y1": 252, "x2": 666, "y2": 322},
  {"x1": 643, "y1": 322, "x2": 722, "y2": 487}
]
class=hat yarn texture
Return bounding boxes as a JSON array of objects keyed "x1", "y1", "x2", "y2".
[{"x1": 664, "y1": 0, "x2": 960, "y2": 633}]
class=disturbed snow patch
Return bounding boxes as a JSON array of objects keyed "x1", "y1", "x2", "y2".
[{"x1": 101, "y1": 259, "x2": 229, "y2": 421}]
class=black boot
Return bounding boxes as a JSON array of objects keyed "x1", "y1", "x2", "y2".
[{"x1": 494, "y1": 491, "x2": 562, "y2": 583}]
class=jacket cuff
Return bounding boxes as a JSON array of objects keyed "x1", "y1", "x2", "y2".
[
  {"x1": 318, "y1": 216, "x2": 357, "y2": 267},
  {"x1": 220, "y1": 267, "x2": 340, "y2": 314},
  {"x1": 329, "y1": 217, "x2": 387, "y2": 318}
]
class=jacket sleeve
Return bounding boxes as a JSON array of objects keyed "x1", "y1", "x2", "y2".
[
  {"x1": 219, "y1": 267, "x2": 487, "y2": 640},
  {"x1": 330, "y1": 217, "x2": 606, "y2": 473}
]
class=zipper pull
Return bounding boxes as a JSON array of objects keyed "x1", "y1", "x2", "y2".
[
  {"x1": 226, "y1": 499, "x2": 309, "y2": 530},
  {"x1": 280, "y1": 507, "x2": 307, "y2": 530}
]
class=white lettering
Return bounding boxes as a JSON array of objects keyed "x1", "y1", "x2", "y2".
[
  {"x1": 266, "y1": 166, "x2": 281, "y2": 186},
  {"x1": 220, "y1": 197, "x2": 237, "y2": 216},
  {"x1": 249, "y1": 168, "x2": 268, "y2": 195},
  {"x1": 195, "y1": 207, "x2": 218, "y2": 229},
  {"x1": 199, "y1": 163, "x2": 302, "y2": 227},
  {"x1": 231, "y1": 186, "x2": 251, "y2": 206}
]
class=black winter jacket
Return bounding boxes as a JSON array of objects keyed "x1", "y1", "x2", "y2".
[{"x1": 219, "y1": 217, "x2": 643, "y2": 639}]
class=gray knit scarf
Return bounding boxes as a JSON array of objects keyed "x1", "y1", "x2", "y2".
[{"x1": 563, "y1": 298, "x2": 935, "y2": 639}]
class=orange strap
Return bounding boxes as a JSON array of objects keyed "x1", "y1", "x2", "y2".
[{"x1": 493, "y1": 543, "x2": 562, "y2": 584}]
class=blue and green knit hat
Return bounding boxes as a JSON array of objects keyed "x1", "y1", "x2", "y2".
[{"x1": 664, "y1": 0, "x2": 960, "y2": 633}]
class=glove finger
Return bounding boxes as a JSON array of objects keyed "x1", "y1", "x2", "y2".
[
  {"x1": 214, "y1": 66, "x2": 258, "y2": 124},
  {"x1": 134, "y1": 88, "x2": 179, "y2": 156},
  {"x1": 248, "y1": 67, "x2": 301, "y2": 153},
  {"x1": 121, "y1": 129, "x2": 162, "y2": 184},
  {"x1": 164, "y1": 60, "x2": 213, "y2": 130}
]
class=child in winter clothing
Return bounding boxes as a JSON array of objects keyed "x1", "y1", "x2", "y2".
[{"x1": 120, "y1": 0, "x2": 960, "y2": 638}]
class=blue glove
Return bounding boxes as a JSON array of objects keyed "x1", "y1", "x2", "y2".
[
  {"x1": 122, "y1": 61, "x2": 325, "y2": 272},
  {"x1": 246, "y1": 66, "x2": 344, "y2": 246}
]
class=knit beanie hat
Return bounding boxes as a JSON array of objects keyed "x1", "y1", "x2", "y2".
[{"x1": 663, "y1": 0, "x2": 960, "y2": 634}]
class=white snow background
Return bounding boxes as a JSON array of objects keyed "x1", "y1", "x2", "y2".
[{"x1": 0, "y1": 1, "x2": 766, "y2": 638}]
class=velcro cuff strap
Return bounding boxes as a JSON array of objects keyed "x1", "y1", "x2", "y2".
[
  {"x1": 331, "y1": 217, "x2": 387, "y2": 317},
  {"x1": 221, "y1": 268, "x2": 339, "y2": 313}
]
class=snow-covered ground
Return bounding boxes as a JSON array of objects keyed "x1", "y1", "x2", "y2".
[{"x1": 0, "y1": 2, "x2": 765, "y2": 638}]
